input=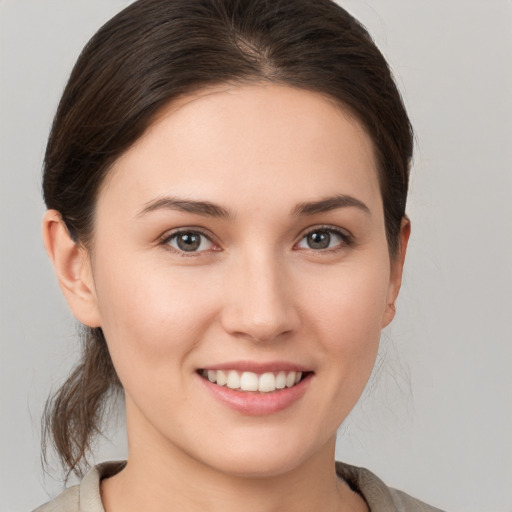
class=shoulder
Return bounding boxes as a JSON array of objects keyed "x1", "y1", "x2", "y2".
[
  {"x1": 32, "y1": 461, "x2": 126, "y2": 512},
  {"x1": 336, "y1": 461, "x2": 446, "y2": 512},
  {"x1": 32, "y1": 486, "x2": 79, "y2": 512},
  {"x1": 388, "y1": 487, "x2": 446, "y2": 512}
]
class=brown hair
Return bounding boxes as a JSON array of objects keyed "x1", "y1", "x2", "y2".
[{"x1": 42, "y1": 0, "x2": 413, "y2": 478}]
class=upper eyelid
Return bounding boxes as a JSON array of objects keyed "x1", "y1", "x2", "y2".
[
  {"x1": 159, "y1": 228, "x2": 219, "y2": 257},
  {"x1": 157, "y1": 224, "x2": 352, "y2": 249},
  {"x1": 159, "y1": 226, "x2": 216, "y2": 243},
  {"x1": 297, "y1": 224, "x2": 352, "y2": 240},
  {"x1": 294, "y1": 226, "x2": 354, "y2": 251}
]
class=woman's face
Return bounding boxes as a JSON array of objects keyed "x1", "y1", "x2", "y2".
[{"x1": 80, "y1": 84, "x2": 405, "y2": 477}]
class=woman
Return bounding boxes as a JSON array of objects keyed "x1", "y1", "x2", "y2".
[{"x1": 34, "y1": 0, "x2": 444, "y2": 510}]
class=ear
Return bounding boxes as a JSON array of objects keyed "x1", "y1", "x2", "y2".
[
  {"x1": 42, "y1": 210, "x2": 101, "y2": 327},
  {"x1": 381, "y1": 217, "x2": 411, "y2": 328}
]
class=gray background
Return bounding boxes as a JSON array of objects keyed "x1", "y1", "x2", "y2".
[{"x1": 1, "y1": 1, "x2": 511, "y2": 511}]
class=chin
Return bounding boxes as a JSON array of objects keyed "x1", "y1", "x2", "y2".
[
  {"x1": 205, "y1": 451, "x2": 308, "y2": 479},
  {"x1": 190, "y1": 427, "x2": 329, "y2": 479}
]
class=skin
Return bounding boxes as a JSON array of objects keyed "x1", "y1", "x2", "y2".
[{"x1": 43, "y1": 83, "x2": 409, "y2": 512}]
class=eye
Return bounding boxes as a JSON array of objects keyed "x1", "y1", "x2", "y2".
[
  {"x1": 164, "y1": 230, "x2": 215, "y2": 253},
  {"x1": 296, "y1": 228, "x2": 349, "y2": 251}
]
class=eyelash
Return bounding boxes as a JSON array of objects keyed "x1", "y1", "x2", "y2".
[
  {"x1": 295, "y1": 225, "x2": 353, "y2": 252},
  {"x1": 159, "y1": 225, "x2": 353, "y2": 256},
  {"x1": 159, "y1": 228, "x2": 218, "y2": 257}
]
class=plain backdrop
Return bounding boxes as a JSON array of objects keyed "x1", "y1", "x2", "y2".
[{"x1": 1, "y1": 1, "x2": 511, "y2": 511}]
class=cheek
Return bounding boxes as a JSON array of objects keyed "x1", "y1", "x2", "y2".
[
  {"x1": 302, "y1": 253, "x2": 390, "y2": 379},
  {"x1": 307, "y1": 256, "x2": 390, "y2": 338},
  {"x1": 91, "y1": 253, "x2": 219, "y2": 380}
]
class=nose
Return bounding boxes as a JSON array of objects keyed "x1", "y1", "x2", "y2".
[{"x1": 220, "y1": 250, "x2": 300, "y2": 343}]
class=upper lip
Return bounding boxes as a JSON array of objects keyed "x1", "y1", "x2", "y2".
[{"x1": 198, "y1": 361, "x2": 312, "y2": 373}]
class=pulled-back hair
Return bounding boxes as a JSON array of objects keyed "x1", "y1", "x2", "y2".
[{"x1": 42, "y1": 0, "x2": 413, "y2": 478}]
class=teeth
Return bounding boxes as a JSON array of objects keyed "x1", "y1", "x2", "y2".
[
  {"x1": 258, "y1": 372, "x2": 276, "y2": 392},
  {"x1": 217, "y1": 370, "x2": 227, "y2": 386},
  {"x1": 275, "y1": 371, "x2": 286, "y2": 389},
  {"x1": 226, "y1": 370, "x2": 240, "y2": 389},
  {"x1": 240, "y1": 371, "x2": 259, "y2": 391},
  {"x1": 202, "y1": 370, "x2": 304, "y2": 392}
]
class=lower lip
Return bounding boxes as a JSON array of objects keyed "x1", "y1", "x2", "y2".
[{"x1": 199, "y1": 373, "x2": 312, "y2": 416}]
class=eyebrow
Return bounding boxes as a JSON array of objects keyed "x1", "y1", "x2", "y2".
[
  {"x1": 137, "y1": 193, "x2": 370, "y2": 219},
  {"x1": 292, "y1": 194, "x2": 371, "y2": 216},
  {"x1": 138, "y1": 196, "x2": 232, "y2": 218}
]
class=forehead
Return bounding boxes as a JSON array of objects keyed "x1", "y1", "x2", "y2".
[{"x1": 100, "y1": 83, "x2": 381, "y2": 217}]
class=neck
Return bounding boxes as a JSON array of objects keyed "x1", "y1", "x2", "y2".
[
  {"x1": 102, "y1": 446, "x2": 366, "y2": 512},
  {"x1": 100, "y1": 402, "x2": 367, "y2": 512}
]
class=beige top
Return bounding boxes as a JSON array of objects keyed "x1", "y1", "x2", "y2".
[{"x1": 33, "y1": 460, "x2": 445, "y2": 512}]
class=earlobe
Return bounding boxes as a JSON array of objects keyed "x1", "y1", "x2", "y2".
[
  {"x1": 42, "y1": 210, "x2": 101, "y2": 327},
  {"x1": 381, "y1": 217, "x2": 411, "y2": 328}
]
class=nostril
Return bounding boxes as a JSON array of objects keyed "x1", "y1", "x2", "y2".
[{"x1": 219, "y1": 273, "x2": 301, "y2": 342}]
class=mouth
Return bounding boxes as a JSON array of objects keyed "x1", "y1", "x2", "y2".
[
  {"x1": 197, "y1": 365, "x2": 313, "y2": 415},
  {"x1": 197, "y1": 369, "x2": 310, "y2": 393}
]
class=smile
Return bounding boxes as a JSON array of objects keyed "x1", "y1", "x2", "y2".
[{"x1": 199, "y1": 369, "x2": 304, "y2": 393}]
